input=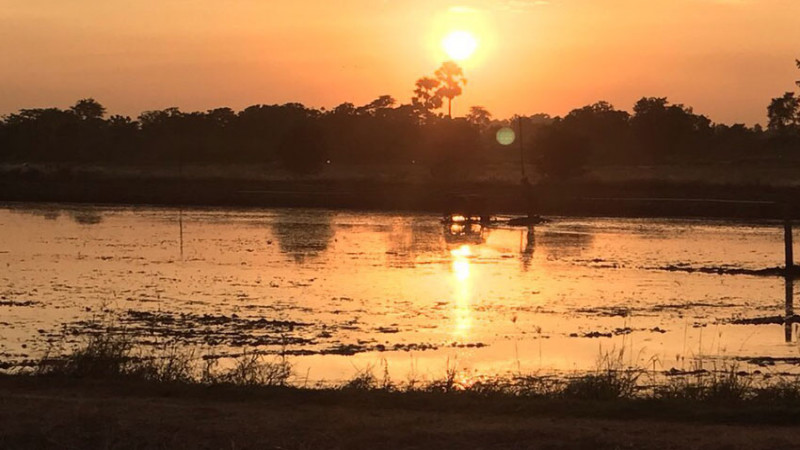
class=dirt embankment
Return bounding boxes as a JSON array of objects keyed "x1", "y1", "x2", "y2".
[
  {"x1": 1, "y1": 376, "x2": 800, "y2": 449},
  {"x1": 2, "y1": 168, "x2": 799, "y2": 219}
]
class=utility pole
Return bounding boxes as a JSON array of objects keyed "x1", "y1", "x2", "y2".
[
  {"x1": 785, "y1": 207, "x2": 795, "y2": 342},
  {"x1": 518, "y1": 116, "x2": 526, "y2": 179}
]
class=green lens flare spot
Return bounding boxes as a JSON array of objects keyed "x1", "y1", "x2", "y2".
[{"x1": 496, "y1": 127, "x2": 516, "y2": 146}]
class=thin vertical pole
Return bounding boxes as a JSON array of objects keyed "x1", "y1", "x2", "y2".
[
  {"x1": 178, "y1": 146, "x2": 185, "y2": 261},
  {"x1": 785, "y1": 277, "x2": 794, "y2": 343},
  {"x1": 785, "y1": 216, "x2": 794, "y2": 342},
  {"x1": 518, "y1": 116, "x2": 526, "y2": 179},
  {"x1": 785, "y1": 218, "x2": 793, "y2": 274},
  {"x1": 179, "y1": 209, "x2": 184, "y2": 260}
]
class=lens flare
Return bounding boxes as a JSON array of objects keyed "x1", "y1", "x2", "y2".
[{"x1": 496, "y1": 127, "x2": 516, "y2": 146}]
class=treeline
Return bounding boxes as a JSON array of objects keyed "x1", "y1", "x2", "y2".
[
  {"x1": 0, "y1": 97, "x2": 485, "y2": 177},
  {"x1": 1, "y1": 62, "x2": 798, "y2": 180},
  {"x1": 519, "y1": 97, "x2": 794, "y2": 179}
]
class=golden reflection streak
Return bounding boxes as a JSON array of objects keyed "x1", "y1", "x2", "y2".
[{"x1": 450, "y1": 245, "x2": 473, "y2": 338}]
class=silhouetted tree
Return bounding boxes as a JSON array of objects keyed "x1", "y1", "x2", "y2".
[
  {"x1": 466, "y1": 106, "x2": 492, "y2": 129},
  {"x1": 70, "y1": 98, "x2": 106, "y2": 121},
  {"x1": 761, "y1": 59, "x2": 800, "y2": 153},
  {"x1": 434, "y1": 62, "x2": 467, "y2": 118},
  {"x1": 631, "y1": 97, "x2": 711, "y2": 161},
  {"x1": 711, "y1": 123, "x2": 762, "y2": 157},
  {"x1": 533, "y1": 123, "x2": 590, "y2": 180},
  {"x1": 423, "y1": 118, "x2": 482, "y2": 178},
  {"x1": 206, "y1": 107, "x2": 236, "y2": 127},
  {"x1": 2, "y1": 108, "x2": 81, "y2": 161},
  {"x1": 277, "y1": 120, "x2": 328, "y2": 174},
  {"x1": 320, "y1": 97, "x2": 419, "y2": 164},
  {"x1": 235, "y1": 103, "x2": 317, "y2": 163},
  {"x1": 412, "y1": 77, "x2": 443, "y2": 122},
  {"x1": 768, "y1": 92, "x2": 800, "y2": 131},
  {"x1": 561, "y1": 101, "x2": 631, "y2": 163},
  {"x1": 797, "y1": 59, "x2": 800, "y2": 88},
  {"x1": 356, "y1": 95, "x2": 395, "y2": 117},
  {"x1": 106, "y1": 115, "x2": 140, "y2": 162},
  {"x1": 331, "y1": 102, "x2": 356, "y2": 116}
]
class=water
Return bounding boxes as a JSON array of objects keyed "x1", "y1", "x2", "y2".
[{"x1": 1, "y1": 203, "x2": 799, "y2": 381}]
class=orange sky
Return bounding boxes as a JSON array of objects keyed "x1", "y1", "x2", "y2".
[{"x1": 1, "y1": 0, "x2": 798, "y2": 125}]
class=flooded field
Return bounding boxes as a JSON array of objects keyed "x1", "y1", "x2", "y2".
[{"x1": 1, "y1": 203, "x2": 799, "y2": 382}]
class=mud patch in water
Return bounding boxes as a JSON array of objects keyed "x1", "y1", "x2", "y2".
[
  {"x1": 0, "y1": 299, "x2": 40, "y2": 307},
  {"x1": 726, "y1": 315, "x2": 800, "y2": 325},
  {"x1": 568, "y1": 327, "x2": 667, "y2": 338},
  {"x1": 736, "y1": 356, "x2": 800, "y2": 367},
  {"x1": 57, "y1": 310, "x2": 318, "y2": 348},
  {"x1": 653, "y1": 265, "x2": 797, "y2": 277},
  {"x1": 575, "y1": 302, "x2": 739, "y2": 319},
  {"x1": 45, "y1": 309, "x2": 486, "y2": 359}
]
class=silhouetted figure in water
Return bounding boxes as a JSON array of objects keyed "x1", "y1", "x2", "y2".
[{"x1": 521, "y1": 225, "x2": 535, "y2": 271}]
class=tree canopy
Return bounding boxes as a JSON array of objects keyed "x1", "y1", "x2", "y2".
[{"x1": 2, "y1": 60, "x2": 800, "y2": 181}]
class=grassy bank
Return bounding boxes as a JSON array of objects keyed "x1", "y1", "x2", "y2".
[
  {"x1": 4, "y1": 375, "x2": 800, "y2": 450},
  {"x1": 2, "y1": 162, "x2": 800, "y2": 218},
  {"x1": 3, "y1": 335, "x2": 800, "y2": 448},
  {"x1": 24, "y1": 334, "x2": 800, "y2": 405}
]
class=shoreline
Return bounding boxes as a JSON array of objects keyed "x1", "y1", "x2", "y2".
[{"x1": 2, "y1": 174, "x2": 797, "y2": 220}]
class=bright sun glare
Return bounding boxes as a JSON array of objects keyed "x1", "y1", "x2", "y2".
[{"x1": 442, "y1": 30, "x2": 478, "y2": 61}]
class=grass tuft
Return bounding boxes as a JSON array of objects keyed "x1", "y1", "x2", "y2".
[
  {"x1": 37, "y1": 332, "x2": 135, "y2": 379},
  {"x1": 341, "y1": 359, "x2": 394, "y2": 391},
  {"x1": 562, "y1": 371, "x2": 640, "y2": 401},
  {"x1": 654, "y1": 364, "x2": 757, "y2": 403},
  {"x1": 215, "y1": 351, "x2": 292, "y2": 387}
]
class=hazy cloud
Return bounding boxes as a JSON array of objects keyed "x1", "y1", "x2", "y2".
[
  {"x1": 448, "y1": 0, "x2": 553, "y2": 13},
  {"x1": 498, "y1": 0, "x2": 552, "y2": 10}
]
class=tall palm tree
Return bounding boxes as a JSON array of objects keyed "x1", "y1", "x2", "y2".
[{"x1": 434, "y1": 61, "x2": 467, "y2": 118}]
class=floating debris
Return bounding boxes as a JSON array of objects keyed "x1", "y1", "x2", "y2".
[
  {"x1": 0, "y1": 300, "x2": 40, "y2": 307},
  {"x1": 575, "y1": 307, "x2": 630, "y2": 317},
  {"x1": 729, "y1": 315, "x2": 800, "y2": 325},
  {"x1": 736, "y1": 356, "x2": 800, "y2": 367},
  {"x1": 375, "y1": 326, "x2": 400, "y2": 334},
  {"x1": 655, "y1": 265, "x2": 800, "y2": 277}
]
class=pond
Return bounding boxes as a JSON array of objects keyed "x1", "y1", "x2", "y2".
[{"x1": 1, "y1": 203, "x2": 798, "y2": 382}]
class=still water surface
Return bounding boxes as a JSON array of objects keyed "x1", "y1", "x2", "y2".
[{"x1": 1, "y1": 204, "x2": 799, "y2": 381}]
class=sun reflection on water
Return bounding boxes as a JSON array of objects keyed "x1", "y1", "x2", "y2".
[{"x1": 450, "y1": 244, "x2": 473, "y2": 338}]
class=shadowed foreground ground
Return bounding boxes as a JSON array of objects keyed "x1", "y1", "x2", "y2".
[{"x1": 1, "y1": 377, "x2": 799, "y2": 450}]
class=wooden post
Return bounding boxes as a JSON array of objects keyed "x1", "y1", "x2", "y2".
[
  {"x1": 179, "y1": 209, "x2": 184, "y2": 260},
  {"x1": 785, "y1": 218, "x2": 793, "y2": 275},
  {"x1": 785, "y1": 214, "x2": 794, "y2": 342}
]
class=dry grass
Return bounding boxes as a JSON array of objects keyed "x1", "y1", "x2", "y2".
[
  {"x1": 36, "y1": 333, "x2": 293, "y2": 388},
  {"x1": 24, "y1": 332, "x2": 800, "y2": 408}
]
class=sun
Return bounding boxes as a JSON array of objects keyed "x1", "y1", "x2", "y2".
[{"x1": 442, "y1": 30, "x2": 478, "y2": 61}]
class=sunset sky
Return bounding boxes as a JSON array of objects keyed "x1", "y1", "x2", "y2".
[{"x1": 2, "y1": 0, "x2": 798, "y2": 125}]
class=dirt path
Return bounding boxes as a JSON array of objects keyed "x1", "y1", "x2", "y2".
[{"x1": 1, "y1": 379, "x2": 799, "y2": 449}]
